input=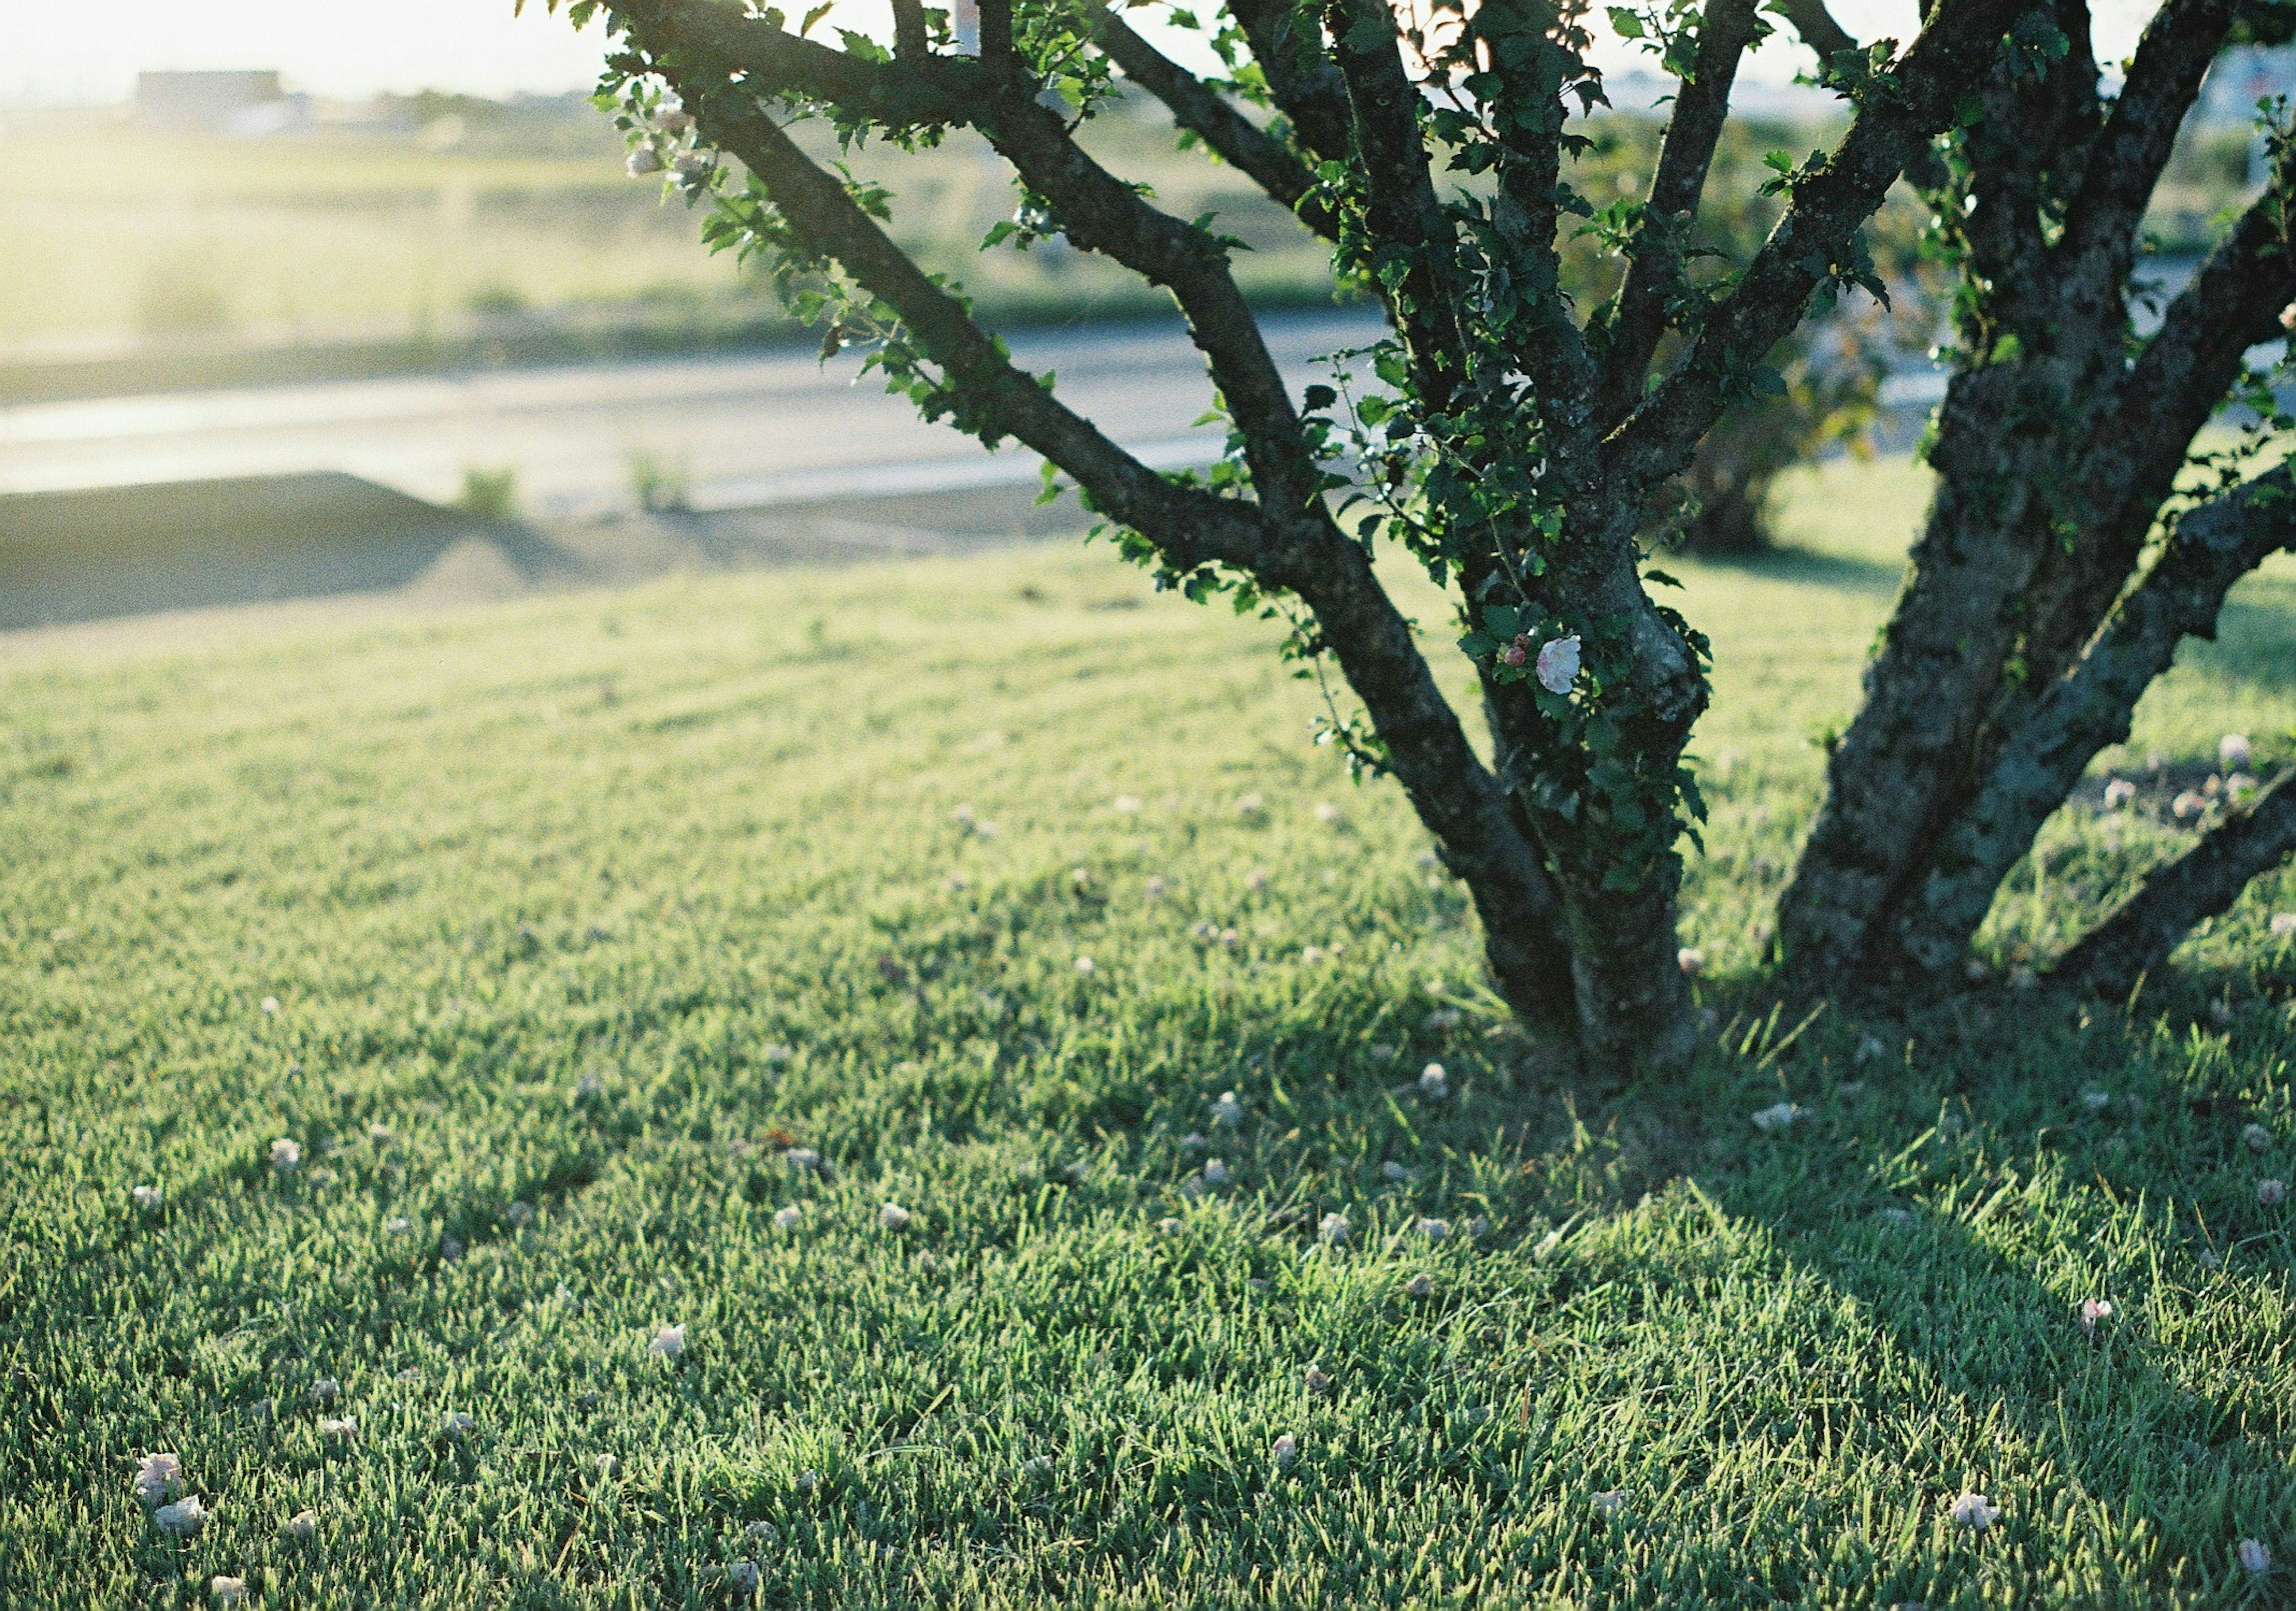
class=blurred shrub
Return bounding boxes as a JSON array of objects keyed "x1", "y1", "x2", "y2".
[{"x1": 455, "y1": 466, "x2": 521, "y2": 519}]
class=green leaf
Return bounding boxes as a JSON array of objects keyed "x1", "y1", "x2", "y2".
[
  {"x1": 1607, "y1": 7, "x2": 1645, "y2": 37},
  {"x1": 1302, "y1": 383, "x2": 1338, "y2": 412}
]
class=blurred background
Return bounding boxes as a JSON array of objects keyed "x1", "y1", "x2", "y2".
[{"x1": 0, "y1": 0, "x2": 2275, "y2": 634}]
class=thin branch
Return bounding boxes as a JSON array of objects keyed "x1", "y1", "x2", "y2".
[
  {"x1": 1322, "y1": 0, "x2": 1471, "y2": 411},
  {"x1": 1771, "y1": 0, "x2": 1859, "y2": 75},
  {"x1": 890, "y1": 0, "x2": 929, "y2": 61},
  {"x1": 1593, "y1": 0, "x2": 1766, "y2": 433},
  {"x1": 1602, "y1": 0, "x2": 2029, "y2": 491},
  {"x1": 2052, "y1": 765, "x2": 2296, "y2": 998},
  {"x1": 2055, "y1": 0, "x2": 2237, "y2": 279},
  {"x1": 701, "y1": 104, "x2": 1270, "y2": 574},
  {"x1": 1088, "y1": 6, "x2": 1334, "y2": 238},
  {"x1": 612, "y1": 0, "x2": 979, "y2": 126},
  {"x1": 2017, "y1": 142, "x2": 2296, "y2": 692},
  {"x1": 1887, "y1": 463, "x2": 2296, "y2": 972}
]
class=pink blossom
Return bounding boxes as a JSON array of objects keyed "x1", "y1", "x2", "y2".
[{"x1": 1535, "y1": 635, "x2": 1581, "y2": 695}]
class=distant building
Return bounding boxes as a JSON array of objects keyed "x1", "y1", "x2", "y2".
[{"x1": 135, "y1": 71, "x2": 307, "y2": 135}]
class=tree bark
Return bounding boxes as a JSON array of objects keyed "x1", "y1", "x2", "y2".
[{"x1": 2053, "y1": 768, "x2": 2296, "y2": 999}]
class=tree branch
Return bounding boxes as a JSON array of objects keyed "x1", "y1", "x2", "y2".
[
  {"x1": 2017, "y1": 142, "x2": 2296, "y2": 693},
  {"x1": 1088, "y1": 5, "x2": 1334, "y2": 238},
  {"x1": 1593, "y1": 0, "x2": 1766, "y2": 433},
  {"x1": 1602, "y1": 0, "x2": 2028, "y2": 490},
  {"x1": 1228, "y1": 0, "x2": 1354, "y2": 164},
  {"x1": 1772, "y1": 0, "x2": 1859, "y2": 75},
  {"x1": 2052, "y1": 766, "x2": 2296, "y2": 999},
  {"x1": 890, "y1": 0, "x2": 929, "y2": 61},
  {"x1": 612, "y1": 0, "x2": 980, "y2": 126},
  {"x1": 2055, "y1": 0, "x2": 2237, "y2": 280},
  {"x1": 1886, "y1": 464, "x2": 2296, "y2": 973},
  {"x1": 701, "y1": 103, "x2": 1270, "y2": 575},
  {"x1": 1322, "y1": 0, "x2": 1471, "y2": 409}
]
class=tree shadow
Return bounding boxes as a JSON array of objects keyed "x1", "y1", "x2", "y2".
[
  {"x1": 1675, "y1": 987, "x2": 2292, "y2": 1604},
  {"x1": 1687, "y1": 539, "x2": 1908, "y2": 597}
]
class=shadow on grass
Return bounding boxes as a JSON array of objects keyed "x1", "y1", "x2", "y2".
[
  {"x1": 1684, "y1": 540, "x2": 1908, "y2": 597},
  {"x1": 1672, "y1": 981, "x2": 2292, "y2": 1605}
]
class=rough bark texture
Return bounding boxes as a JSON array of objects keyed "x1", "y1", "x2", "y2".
[
  {"x1": 2053, "y1": 768, "x2": 2296, "y2": 999},
  {"x1": 593, "y1": 0, "x2": 2034, "y2": 1076},
  {"x1": 1777, "y1": 0, "x2": 2294, "y2": 993}
]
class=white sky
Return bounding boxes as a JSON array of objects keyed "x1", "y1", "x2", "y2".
[{"x1": 0, "y1": 0, "x2": 2165, "y2": 108}]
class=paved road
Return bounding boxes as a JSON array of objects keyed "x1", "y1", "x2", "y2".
[{"x1": 0, "y1": 310, "x2": 1388, "y2": 517}]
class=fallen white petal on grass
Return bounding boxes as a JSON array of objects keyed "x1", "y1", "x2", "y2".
[
  {"x1": 286, "y1": 1509, "x2": 318, "y2": 1539},
  {"x1": 131, "y1": 1185, "x2": 163, "y2": 1212},
  {"x1": 1677, "y1": 947, "x2": 1705, "y2": 977},
  {"x1": 1949, "y1": 1491, "x2": 2001, "y2": 1531},
  {"x1": 2245, "y1": 1123, "x2": 2274, "y2": 1152},
  {"x1": 2221, "y1": 733, "x2": 2252, "y2": 771},
  {"x1": 2238, "y1": 1538, "x2": 2272, "y2": 1574},
  {"x1": 210, "y1": 1575, "x2": 248, "y2": 1607},
  {"x1": 133, "y1": 1452, "x2": 182, "y2": 1506},
  {"x1": 773, "y1": 1206, "x2": 802, "y2": 1230},
  {"x1": 1417, "y1": 1217, "x2": 1451, "y2": 1239},
  {"x1": 1418, "y1": 1063, "x2": 1449, "y2": 1099},
  {"x1": 1210, "y1": 1092, "x2": 1244, "y2": 1128},
  {"x1": 1202, "y1": 1158, "x2": 1231, "y2": 1187},
  {"x1": 2260, "y1": 1179, "x2": 2287, "y2": 1206},
  {"x1": 878, "y1": 1202, "x2": 913, "y2": 1231},
  {"x1": 441, "y1": 1411, "x2": 475, "y2": 1438},
  {"x1": 1403, "y1": 1272, "x2": 1437, "y2": 1299},
  {"x1": 1317, "y1": 1212, "x2": 1351, "y2": 1245},
  {"x1": 270, "y1": 1138, "x2": 302, "y2": 1173},
  {"x1": 1272, "y1": 1433, "x2": 1299, "y2": 1471},
  {"x1": 153, "y1": 1495, "x2": 208, "y2": 1537},
  {"x1": 1751, "y1": 1102, "x2": 1802, "y2": 1132},
  {"x1": 319, "y1": 1417, "x2": 358, "y2": 1439},
  {"x1": 648, "y1": 1324, "x2": 686, "y2": 1359},
  {"x1": 2079, "y1": 1298, "x2": 2112, "y2": 1334},
  {"x1": 1592, "y1": 1490, "x2": 1627, "y2": 1517}
]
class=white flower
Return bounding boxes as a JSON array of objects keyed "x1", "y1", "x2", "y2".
[
  {"x1": 575, "y1": 1072, "x2": 605, "y2": 1099},
  {"x1": 1418, "y1": 1063, "x2": 1449, "y2": 1100},
  {"x1": 2238, "y1": 1538, "x2": 2271, "y2": 1575},
  {"x1": 2172, "y1": 789, "x2": 2208, "y2": 820},
  {"x1": 671, "y1": 151, "x2": 712, "y2": 182},
  {"x1": 2078, "y1": 1298, "x2": 2112, "y2": 1334},
  {"x1": 1156, "y1": 1216, "x2": 1181, "y2": 1234},
  {"x1": 1418, "y1": 1216, "x2": 1451, "y2": 1239},
  {"x1": 2272, "y1": 913, "x2": 2296, "y2": 939},
  {"x1": 763, "y1": 1044, "x2": 796, "y2": 1066},
  {"x1": 1424, "y1": 1007, "x2": 1463, "y2": 1032},
  {"x1": 210, "y1": 1575, "x2": 248, "y2": 1606},
  {"x1": 727, "y1": 1561, "x2": 761, "y2": 1596},
  {"x1": 1751, "y1": 1101, "x2": 1801, "y2": 1132},
  {"x1": 1271, "y1": 1433, "x2": 1299, "y2": 1471},
  {"x1": 2081, "y1": 1089, "x2": 2112, "y2": 1112},
  {"x1": 878, "y1": 1202, "x2": 912, "y2": 1231},
  {"x1": 2245, "y1": 1123, "x2": 2273, "y2": 1153},
  {"x1": 1202, "y1": 1158, "x2": 1231, "y2": 1187},
  {"x1": 1464, "y1": 1215, "x2": 1491, "y2": 1240},
  {"x1": 1074, "y1": 955, "x2": 1097, "y2": 975},
  {"x1": 627, "y1": 145, "x2": 664, "y2": 176},
  {"x1": 286, "y1": 1509, "x2": 318, "y2": 1538},
  {"x1": 1676, "y1": 947, "x2": 1706, "y2": 979},
  {"x1": 311, "y1": 1378, "x2": 340, "y2": 1406},
  {"x1": 384, "y1": 1216, "x2": 410, "y2": 1235},
  {"x1": 655, "y1": 102, "x2": 693, "y2": 133},
  {"x1": 773, "y1": 1205, "x2": 802, "y2": 1230},
  {"x1": 796, "y1": 1470, "x2": 819, "y2": 1493},
  {"x1": 1317, "y1": 1211, "x2": 1350, "y2": 1245},
  {"x1": 1535, "y1": 635, "x2": 1581, "y2": 695},
  {"x1": 1949, "y1": 1491, "x2": 2000, "y2": 1530},
  {"x1": 154, "y1": 1495, "x2": 207, "y2": 1537},
  {"x1": 319, "y1": 1417, "x2": 357, "y2": 1438},
  {"x1": 1403, "y1": 1272, "x2": 1436, "y2": 1298},
  {"x1": 270, "y1": 1138, "x2": 302, "y2": 1173},
  {"x1": 441, "y1": 1411, "x2": 474, "y2": 1438},
  {"x1": 648, "y1": 1324, "x2": 686, "y2": 1359},
  {"x1": 1245, "y1": 869, "x2": 1271, "y2": 893},
  {"x1": 2102, "y1": 778, "x2": 2136, "y2": 809},
  {"x1": 1313, "y1": 801, "x2": 1344, "y2": 825},
  {"x1": 784, "y1": 1147, "x2": 823, "y2": 1173},
  {"x1": 2260, "y1": 1179, "x2": 2287, "y2": 1206},
  {"x1": 134, "y1": 1452, "x2": 182, "y2": 1506},
  {"x1": 260, "y1": 996, "x2": 280, "y2": 1015},
  {"x1": 1210, "y1": 1092, "x2": 1244, "y2": 1128},
  {"x1": 2221, "y1": 733, "x2": 2252, "y2": 771},
  {"x1": 1300, "y1": 945, "x2": 1326, "y2": 965},
  {"x1": 1021, "y1": 1454, "x2": 1054, "y2": 1478},
  {"x1": 132, "y1": 1184, "x2": 163, "y2": 1212}
]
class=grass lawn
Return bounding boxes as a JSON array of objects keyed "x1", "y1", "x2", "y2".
[{"x1": 2, "y1": 457, "x2": 2294, "y2": 1607}]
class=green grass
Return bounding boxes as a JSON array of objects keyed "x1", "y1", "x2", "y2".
[
  {"x1": 0, "y1": 103, "x2": 1334, "y2": 356},
  {"x1": 2, "y1": 458, "x2": 2294, "y2": 1607}
]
